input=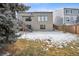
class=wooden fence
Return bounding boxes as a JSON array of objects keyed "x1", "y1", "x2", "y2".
[{"x1": 53, "y1": 24, "x2": 79, "y2": 34}]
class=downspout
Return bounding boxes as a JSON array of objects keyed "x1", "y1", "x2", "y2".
[
  {"x1": 63, "y1": 9, "x2": 65, "y2": 32},
  {"x1": 63, "y1": 9, "x2": 65, "y2": 25}
]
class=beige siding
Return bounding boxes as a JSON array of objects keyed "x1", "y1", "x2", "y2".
[{"x1": 17, "y1": 12, "x2": 53, "y2": 31}]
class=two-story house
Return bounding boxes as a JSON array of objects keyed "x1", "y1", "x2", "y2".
[
  {"x1": 53, "y1": 8, "x2": 79, "y2": 26},
  {"x1": 17, "y1": 11, "x2": 53, "y2": 31}
]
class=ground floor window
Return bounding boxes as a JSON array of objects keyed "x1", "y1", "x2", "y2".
[
  {"x1": 40, "y1": 25, "x2": 46, "y2": 29},
  {"x1": 26, "y1": 25, "x2": 31, "y2": 29},
  {"x1": 25, "y1": 16, "x2": 32, "y2": 21}
]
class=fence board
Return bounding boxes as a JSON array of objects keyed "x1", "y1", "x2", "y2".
[{"x1": 53, "y1": 24, "x2": 79, "y2": 34}]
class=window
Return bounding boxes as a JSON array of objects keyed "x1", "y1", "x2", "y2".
[
  {"x1": 38, "y1": 16, "x2": 48, "y2": 22},
  {"x1": 38, "y1": 16, "x2": 41, "y2": 21},
  {"x1": 40, "y1": 25, "x2": 45, "y2": 29},
  {"x1": 41, "y1": 16, "x2": 44, "y2": 21},
  {"x1": 66, "y1": 17, "x2": 69, "y2": 21},
  {"x1": 65, "y1": 10, "x2": 68, "y2": 13},
  {"x1": 65, "y1": 9, "x2": 71, "y2": 14},
  {"x1": 71, "y1": 10, "x2": 72, "y2": 14},
  {"x1": 72, "y1": 9, "x2": 78, "y2": 14},
  {"x1": 64, "y1": 17, "x2": 70, "y2": 24},
  {"x1": 76, "y1": 16, "x2": 79, "y2": 24},
  {"x1": 65, "y1": 10, "x2": 69, "y2": 14},
  {"x1": 25, "y1": 17, "x2": 31, "y2": 21},
  {"x1": 64, "y1": 17, "x2": 75, "y2": 25},
  {"x1": 26, "y1": 25, "x2": 31, "y2": 29},
  {"x1": 65, "y1": 9, "x2": 79, "y2": 15},
  {"x1": 44, "y1": 16, "x2": 48, "y2": 21},
  {"x1": 0, "y1": 4, "x2": 5, "y2": 8},
  {"x1": 78, "y1": 10, "x2": 79, "y2": 14}
]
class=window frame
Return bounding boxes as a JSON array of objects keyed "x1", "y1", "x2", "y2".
[
  {"x1": 26, "y1": 25, "x2": 31, "y2": 29},
  {"x1": 25, "y1": 16, "x2": 32, "y2": 21},
  {"x1": 38, "y1": 15, "x2": 48, "y2": 22},
  {"x1": 40, "y1": 25, "x2": 46, "y2": 29}
]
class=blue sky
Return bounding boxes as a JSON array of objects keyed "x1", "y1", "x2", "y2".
[{"x1": 25, "y1": 3, "x2": 79, "y2": 11}]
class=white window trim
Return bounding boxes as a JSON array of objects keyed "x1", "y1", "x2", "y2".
[{"x1": 38, "y1": 15, "x2": 48, "y2": 22}]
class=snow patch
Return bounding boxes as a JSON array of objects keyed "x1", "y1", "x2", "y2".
[{"x1": 17, "y1": 31, "x2": 79, "y2": 43}]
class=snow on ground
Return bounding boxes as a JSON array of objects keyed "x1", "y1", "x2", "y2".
[{"x1": 17, "y1": 31, "x2": 79, "y2": 43}]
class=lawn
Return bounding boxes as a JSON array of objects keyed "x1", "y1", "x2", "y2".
[
  {"x1": 6, "y1": 39, "x2": 79, "y2": 56},
  {"x1": 1, "y1": 31, "x2": 79, "y2": 56}
]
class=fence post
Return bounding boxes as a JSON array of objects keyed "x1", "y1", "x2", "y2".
[{"x1": 75, "y1": 25, "x2": 77, "y2": 34}]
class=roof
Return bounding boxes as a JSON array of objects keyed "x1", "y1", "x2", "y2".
[
  {"x1": 64, "y1": 8, "x2": 79, "y2": 10},
  {"x1": 18, "y1": 11, "x2": 53, "y2": 13}
]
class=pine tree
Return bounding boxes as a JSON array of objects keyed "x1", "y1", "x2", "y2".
[{"x1": 0, "y1": 3, "x2": 30, "y2": 43}]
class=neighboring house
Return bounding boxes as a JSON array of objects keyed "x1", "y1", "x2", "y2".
[
  {"x1": 53, "y1": 8, "x2": 79, "y2": 26},
  {"x1": 17, "y1": 11, "x2": 53, "y2": 31}
]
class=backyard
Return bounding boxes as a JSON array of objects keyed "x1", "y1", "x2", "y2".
[
  {"x1": 1, "y1": 30, "x2": 79, "y2": 56},
  {"x1": 17, "y1": 30, "x2": 79, "y2": 44}
]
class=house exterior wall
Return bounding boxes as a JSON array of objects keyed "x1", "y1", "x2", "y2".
[
  {"x1": 64, "y1": 8, "x2": 79, "y2": 25},
  {"x1": 53, "y1": 9, "x2": 64, "y2": 26},
  {"x1": 53, "y1": 8, "x2": 79, "y2": 26},
  {"x1": 17, "y1": 12, "x2": 53, "y2": 31}
]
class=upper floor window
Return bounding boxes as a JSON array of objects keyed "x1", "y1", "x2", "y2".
[
  {"x1": 38, "y1": 15, "x2": 48, "y2": 22},
  {"x1": 71, "y1": 10, "x2": 72, "y2": 14},
  {"x1": 25, "y1": 17, "x2": 32, "y2": 21},
  {"x1": 65, "y1": 9, "x2": 71, "y2": 14},
  {"x1": 78, "y1": 10, "x2": 79, "y2": 14},
  {"x1": 72, "y1": 9, "x2": 78, "y2": 14},
  {"x1": 65, "y1": 9, "x2": 79, "y2": 15},
  {"x1": 0, "y1": 4, "x2": 5, "y2": 8},
  {"x1": 65, "y1": 9, "x2": 70, "y2": 14},
  {"x1": 44, "y1": 16, "x2": 48, "y2": 21},
  {"x1": 38, "y1": 16, "x2": 41, "y2": 21}
]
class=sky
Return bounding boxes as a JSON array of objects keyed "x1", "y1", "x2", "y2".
[{"x1": 25, "y1": 3, "x2": 79, "y2": 11}]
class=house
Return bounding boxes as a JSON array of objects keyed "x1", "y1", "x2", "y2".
[
  {"x1": 17, "y1": 11, "x2": 53, "y2": 31},
  {"x1": 53, "y1": 8, "x2": 79, "y2": 26},
  {"x1": 53, "y1": 8, "x2": 79, "y2": 34}
]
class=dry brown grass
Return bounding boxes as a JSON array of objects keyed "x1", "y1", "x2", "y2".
[{"x1": 6, "y1": 39, "x2": 79, "y2": 56}]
